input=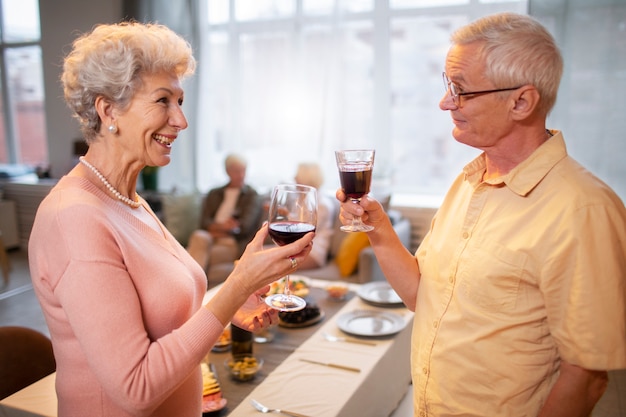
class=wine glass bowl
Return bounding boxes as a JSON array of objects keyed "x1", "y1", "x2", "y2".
[
  {"x1": 335, "y1": 149, "x2": 375, "y2": 232},
  {"x1": 265, "y1": 184, "x2": 317, "y2": 312}
]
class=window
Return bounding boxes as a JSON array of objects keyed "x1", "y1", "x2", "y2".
[
  {"x1": 196, "y1": 0, "x2": 626, "y2": 203},
  {"x1": 0, "y1": 0, "x2": 47, "y2": 169},
  {"x1": 198, "y1": 0, "x2": 527, "y2": 201}
]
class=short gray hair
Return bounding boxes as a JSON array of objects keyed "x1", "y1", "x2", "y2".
[
  {"x1": 62, "y1": 21, "x2": 196, "y2": 143},
  {"x1": 451, "y1": 13, "x2": 563, "y2": 116}
]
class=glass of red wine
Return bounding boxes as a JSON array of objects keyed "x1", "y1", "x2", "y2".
[
  {"x1": 265, "y1": 183, "x2": 317, "y2": 311},
  {"x1": 335, "y1": 149, "x2": 375, "y2": 232}
]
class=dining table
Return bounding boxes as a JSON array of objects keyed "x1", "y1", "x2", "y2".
[{"x1": 0, "y1": 278, "x2": 414, "y2": 417}]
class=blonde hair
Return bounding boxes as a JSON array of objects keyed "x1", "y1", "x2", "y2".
[
  {"x1": 295, "y1": 163, "x2": 324, "y2": 189},
  {"x1": 451, "y1": 12, "x2": 563, "y2": 116},
  {"x1": 62, "y1": 21, "x2": 196, "y2": 143},
  {"x1": 224, "y1": 154, "x2": 247, "y2": 171}
]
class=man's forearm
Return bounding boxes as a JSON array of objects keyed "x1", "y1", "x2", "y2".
[{"x1": 538, "y1": 360, "x2": 608, "y2": 417}]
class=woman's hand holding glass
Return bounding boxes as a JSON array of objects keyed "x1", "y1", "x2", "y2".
[
  {"x1": 210, "y1": 223, "x2": 313, "y2": 327},
  {"x1": 233, "y1": 223, "x2": 314, "y2": 296},
  {"x1": 265, "y1": 184, "x2": 318, "y2": 311}
]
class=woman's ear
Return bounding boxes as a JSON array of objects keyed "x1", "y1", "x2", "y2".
[
  {"x1": 94, "y1": 96, "x2": 116, "y2": 126},
  {"x1": 510, "y1": 85, "x2": 541, "y2": 120}
]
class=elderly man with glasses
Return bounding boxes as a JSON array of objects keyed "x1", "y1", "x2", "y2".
[{"x1": 337, "y1": 12, "x2": 626, "y2": 417}]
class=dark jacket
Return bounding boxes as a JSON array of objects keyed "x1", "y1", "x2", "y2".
[{"x1": 199, "y1": 183, "x2": 261, "y2": 256}]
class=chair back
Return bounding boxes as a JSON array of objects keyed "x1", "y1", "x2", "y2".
[{"x1": 0, "y1": 326, "x2": 55, "y2": 400}]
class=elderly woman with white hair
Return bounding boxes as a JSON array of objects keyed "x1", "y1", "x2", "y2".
[
  {"x1": 28, "y1": 22, "x2": 312, "y2": 417},
  {"x1": 294, "y1": 162, "x2": 335, "y2": 270}
]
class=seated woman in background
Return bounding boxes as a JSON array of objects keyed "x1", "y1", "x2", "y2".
[{"x1": 294, "y1": 162, "x2": 335, "y2": 270}]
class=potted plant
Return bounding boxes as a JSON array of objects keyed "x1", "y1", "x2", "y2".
[{"x1": 141, "y1": 166, "x2": 159, "y2": 191}]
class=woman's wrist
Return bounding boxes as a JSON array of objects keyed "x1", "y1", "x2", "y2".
[{"x1": 204, "y1": 271, "x2": 250, "y2": 325}]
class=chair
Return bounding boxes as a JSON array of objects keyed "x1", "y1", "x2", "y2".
[{"x1": 0, "y1": 326, "x2": 56, "y2": 400}]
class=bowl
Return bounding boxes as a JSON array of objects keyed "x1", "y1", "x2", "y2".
[
  {"x1": 267, "y1": 276, "x2": 310, "y2": 298},
  {"x1": 326, "y1": 283, "x2": 349, "y2": 301},
  {"x1": 224, "y1": 355, "x2": 263, "y2": 382}
]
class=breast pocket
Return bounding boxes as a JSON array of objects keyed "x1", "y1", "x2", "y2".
[{"x1": 456, "y1": 243, "x2": 527, "y2": 313}]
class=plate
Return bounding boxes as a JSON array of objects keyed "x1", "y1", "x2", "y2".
[
  {"x1": 279, "y1": 310, "x2": 325, "y2": 328},
  {"x1": 336, "y1": 310, "x2": 405, "y2": 337},
  {"x1": 202, "y1": 396, "x2": 227, "y2": 413},
  {"x1": 357, "y1": 282, "x2": 403, "y2": 307},
  {"x1": 211, "y1": 327, "x2": 231, "y2": 352}
]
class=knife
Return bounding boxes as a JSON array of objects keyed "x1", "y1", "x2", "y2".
[
  {"x1": 323, "y1": 332, "x2": 377, "y2": 346},
  {"x1": 299, "y1": 358, "x2": 361, "y2": 373},
  {"x1": 336, "y1": 336, "x2": 377, "y2": 346}
]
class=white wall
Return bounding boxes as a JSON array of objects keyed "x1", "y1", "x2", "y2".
[{"x1": 39, "y1": 0, "x2": 124, "y2": 179}]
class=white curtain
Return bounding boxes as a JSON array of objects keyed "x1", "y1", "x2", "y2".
[
  {"x1": 133, "y1": 0, "x2": 203, "y2": 193},
  {"x1": 195, "y1": 3, "x2": 383, "y2": 196},
  {"x1": 190, "y1": 0, "x2": 524, "y2": 199},
  {"x1": 143, "y1": 0, "x2": 626, "y2": 202},
  {"x1": 533, "y1": 0, "x2": 626, "y2": 200}
]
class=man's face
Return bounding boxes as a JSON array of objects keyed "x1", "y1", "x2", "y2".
[{"x1": 439, "y1": 42, "x2": 516, "y2": 152}]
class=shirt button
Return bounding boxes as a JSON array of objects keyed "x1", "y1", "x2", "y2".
[
  {"x1": 433, "y1": 321, "x2": 438, "y2": 328},
  {"x1": 449, "y1": 276, "x2": 454, "y2": 283},
  {"x1": 462, "y1": 231, "x2": 469, "y2": 239},
  {"x1": 422, "y1": 367, "x2": 428, "y2": 375}
]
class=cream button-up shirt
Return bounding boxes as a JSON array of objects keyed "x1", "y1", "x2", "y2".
[{"x1": 412, "y1": 131, "x2": 626, "y2": 416}]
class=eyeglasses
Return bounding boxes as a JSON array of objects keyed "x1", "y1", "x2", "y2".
[{"x1": 442, "y1": 72, "x2": 523, "y2": 107}]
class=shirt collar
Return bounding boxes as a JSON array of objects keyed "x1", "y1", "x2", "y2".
[{"x1": 463, "y1": 130, "x2": 568, "y2": 196}]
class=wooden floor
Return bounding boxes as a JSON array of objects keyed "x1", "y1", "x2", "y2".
[{"x1": 1, "y1": 248, "x2": 624, "y2": 416}]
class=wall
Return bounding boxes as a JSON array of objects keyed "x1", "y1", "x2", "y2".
[{"x1": 39, "y1": 0, "x2": 124, "y2": 179}]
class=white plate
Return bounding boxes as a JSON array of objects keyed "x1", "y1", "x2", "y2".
[
  {"x1": 357, "y1": 282, "x2": 403, "y2": 306},
  {"x1": 336, "y1": 310, "x2": 405, "y2": 337}
]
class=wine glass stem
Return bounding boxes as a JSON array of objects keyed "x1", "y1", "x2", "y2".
[
  {"x1": 284, "y1": 275, "x2": 291, "y2": 297},
  {"x1": 351, "y1": 199, "x2": 363, "y2": 226}
]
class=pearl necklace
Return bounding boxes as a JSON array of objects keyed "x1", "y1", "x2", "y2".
[{"x1": 79, "y1": 157, "x2": 141, "y2": 208}]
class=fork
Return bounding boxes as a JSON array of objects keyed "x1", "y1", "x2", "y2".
[{"x1": 250, "y1": 399, "x2": 311, "y2": 417}]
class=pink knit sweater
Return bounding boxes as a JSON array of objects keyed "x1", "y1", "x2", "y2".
[{"x1": 29, "y1": 176, "x2": 224, "y2": 417}]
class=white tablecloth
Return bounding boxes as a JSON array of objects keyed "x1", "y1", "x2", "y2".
[{"x1": 226, "y1": 292, "x2": 413, "y2": 417}]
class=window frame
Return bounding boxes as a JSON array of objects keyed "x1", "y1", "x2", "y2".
[
  {"x1": 198, "y1": 0, "x2": 529, "y2": 200},
  {"x1": 0, "y1": 1, "x2": 47, "y2": 166}
]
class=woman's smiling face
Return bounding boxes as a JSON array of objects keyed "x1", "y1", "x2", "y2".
[{"x1": 115, "y1": 71, "x2": 188, "y2": 167}]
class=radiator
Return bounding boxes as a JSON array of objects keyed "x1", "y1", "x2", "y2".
[
  {"x1": 391, "y1": 206, "x2": 438, "y2": 253},
  {"x1": 2, "y1": 181, "x2": 56, "y2": 249}
]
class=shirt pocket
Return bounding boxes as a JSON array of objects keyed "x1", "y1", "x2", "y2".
[{"x1": 456, "y1": 242, "x2": 527, "y2": 313}]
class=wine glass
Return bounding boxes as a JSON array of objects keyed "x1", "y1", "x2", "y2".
[
  {"x1": 265, "y1": 184, "x2": 317, "y2": 311},
  {"x1": 335, "y1": 149, "x2": 375, "y2": 232}
]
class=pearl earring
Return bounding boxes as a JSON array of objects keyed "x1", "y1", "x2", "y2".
[{"x1": 108, "y1": 124, "x2": 118, "y2": 134}]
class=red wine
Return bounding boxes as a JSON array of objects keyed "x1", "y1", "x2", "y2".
[
  {"x1": 269, "y1": 222, "x2": 316, "y2": 246},
  {"x1": 339, "y1": 167, "x2": 372, "y2": 199}
]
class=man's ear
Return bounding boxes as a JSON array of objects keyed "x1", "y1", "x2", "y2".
[{"x1": 510, "y1": 85, "x2": 541, "y2": 120}]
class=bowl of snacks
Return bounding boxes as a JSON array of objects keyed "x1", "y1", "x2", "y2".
[
  {"x1": 326, "y1": 283, "x2": 349, "y2": 301},
  {"x1": 267, "y1": 276, "x2": 310, "y2": 298},
  {"x1": 224, "y1": 355, "x2": 263, "y2": 382}
]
